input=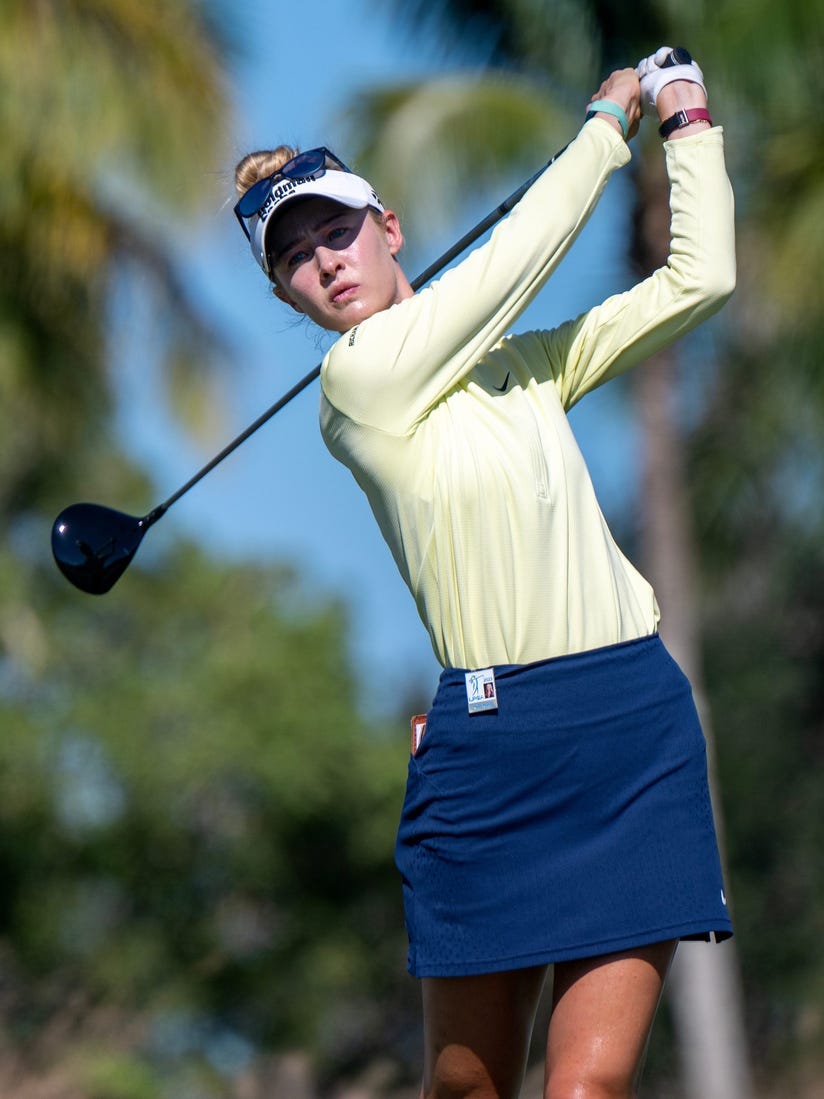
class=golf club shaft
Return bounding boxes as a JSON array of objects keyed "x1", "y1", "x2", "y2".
[{"x1": 154, "y1": 147, "x2": 568, "y2": 521}]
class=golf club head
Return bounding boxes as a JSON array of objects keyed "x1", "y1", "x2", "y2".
[{"x1": 51, "y1": 502, "x2": 147, "y2": 595}]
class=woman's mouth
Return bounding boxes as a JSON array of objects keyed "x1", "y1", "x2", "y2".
[{"x1": 331, "y1": 283, "x2": 358, "y2": 304}]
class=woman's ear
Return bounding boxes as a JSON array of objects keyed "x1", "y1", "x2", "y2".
[{"x1": 382, "y1": 209, "x2": 405, "y2": 258}]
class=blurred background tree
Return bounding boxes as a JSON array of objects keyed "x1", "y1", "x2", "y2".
[
  {"x1": 0, "y1": 545, "x2": 413, "y2": 1097},
  {"x1": 0, "y1": 0, "x2": 232, "y2": 521}
]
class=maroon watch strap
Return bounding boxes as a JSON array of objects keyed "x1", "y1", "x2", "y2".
[{"x1": 658, "y1": 107, "x2": 712, "y2": 138}]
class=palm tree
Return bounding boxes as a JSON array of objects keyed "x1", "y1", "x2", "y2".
[{"x1": 0, "y1": 0, "x2": 230, "y2": 521}]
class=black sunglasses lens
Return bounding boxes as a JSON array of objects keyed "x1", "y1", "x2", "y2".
[
  {"x1": 236, "y1": 175, "x2": 276, "y2": 218},
  {"x1": 281, "y1": 149, "x2": 326, "y2": 179}
]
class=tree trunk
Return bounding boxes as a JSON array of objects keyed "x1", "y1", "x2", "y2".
[{"x1": 633, "y1": 154, "x2": 753, "y2": 1099}]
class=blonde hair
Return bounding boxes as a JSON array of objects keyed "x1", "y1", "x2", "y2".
[{"x1": 233, "y1": 145, "x2": 298, "y2": 196}]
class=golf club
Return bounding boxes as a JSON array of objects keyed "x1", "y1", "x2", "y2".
[{"x1": 52, "y1": 147, "x2": 569, "y2": 595}]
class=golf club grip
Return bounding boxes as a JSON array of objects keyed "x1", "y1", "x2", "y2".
[
  {"x1": 662, "y1": 47, "x2": 692, "y2": 67},
  {"x1": 157, "y1": 143, "x2": 571, "y2": 515}
]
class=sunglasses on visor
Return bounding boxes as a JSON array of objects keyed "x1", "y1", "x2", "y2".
[{"x1": 234, "y1": 147, "x2": 352, "y2": 241}]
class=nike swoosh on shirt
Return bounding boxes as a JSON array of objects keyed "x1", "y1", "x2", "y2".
[{"x1": 493, "y1": 371, "x2": 511, "y2": 392}]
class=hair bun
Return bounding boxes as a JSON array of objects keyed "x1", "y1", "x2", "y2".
[{"x1": 234, "y1": 145, "x2": 299, "y2": 196}]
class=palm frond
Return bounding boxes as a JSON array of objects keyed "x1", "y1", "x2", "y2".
[
  {"x1": 0, "y1": 0, "x2": 233, "y2": 517},
  {"x1": 343, "y1": 72, "x2": 571, "y2": 240}
]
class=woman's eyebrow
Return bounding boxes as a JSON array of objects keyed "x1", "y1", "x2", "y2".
[{"x1": 272, "y1": 211, "x2": 349, "y2": 265}]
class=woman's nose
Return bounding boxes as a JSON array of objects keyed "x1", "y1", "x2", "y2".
[{"x1": 316, "y1": 246, "x2": 343, "y2": 277}]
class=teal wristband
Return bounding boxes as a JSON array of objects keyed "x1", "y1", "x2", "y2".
[{"x1": 586, "y1": 99, "x2": 629, "y2": 140}]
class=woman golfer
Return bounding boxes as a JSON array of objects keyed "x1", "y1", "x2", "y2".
[{"x1": 234, "y1": 48, "x2": 735, "y2": 1099}]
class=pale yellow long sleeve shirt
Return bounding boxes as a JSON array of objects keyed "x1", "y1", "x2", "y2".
[{"x1": 320, "y1": 120, "x2": 735, "y2": 670}]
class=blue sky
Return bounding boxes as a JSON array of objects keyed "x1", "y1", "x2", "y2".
[{"x1": 113, "y1": 0, "x2": 638, "y2": 715}]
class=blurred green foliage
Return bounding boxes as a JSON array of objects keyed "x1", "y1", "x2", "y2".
[
  {"x1": 0, "y1": 540, "x2": 415, "y2": 1095},
  {"x1": 693, "y1": 335, "x2": 824, "y2": 1078}
]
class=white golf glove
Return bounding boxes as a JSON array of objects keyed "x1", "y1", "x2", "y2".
[{"x1": 636, "y1": 47, "x2": 706, "y2": 114}]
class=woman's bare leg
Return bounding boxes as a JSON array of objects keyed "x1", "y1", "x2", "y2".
[
  {"x1": 420, "y1": 965, "x2": 547, "y2": 1099},
  {"x1": 544, "y1": 940, "x2": 677, "y2": 1099}
]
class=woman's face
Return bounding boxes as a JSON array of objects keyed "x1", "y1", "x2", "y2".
[{"x1": 267, "y1": 198, "x2": 412, "y2": 333}]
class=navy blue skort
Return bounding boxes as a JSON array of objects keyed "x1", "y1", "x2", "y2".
[{"x1": 395, "y1": 634, "x2": 732, "y2": 977}]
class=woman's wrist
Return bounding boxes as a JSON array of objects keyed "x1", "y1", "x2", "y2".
[
  {"x1": 586, "y1": 99, "x2": 630, "y2": 140},
  {"x1": 656, "y1": 79, "x2": 707, "y2": 115},
  {"x1": 655, "y1": 79, "x2": 711, "y2": 140}
]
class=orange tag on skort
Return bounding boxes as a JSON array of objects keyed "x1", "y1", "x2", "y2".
[{"x1": 410, "y1": 713, "x2": 427, "y2": 755}]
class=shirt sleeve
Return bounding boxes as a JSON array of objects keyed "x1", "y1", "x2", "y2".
[
  {"x1": 321, "y1": 119, "x2": 631, "y2": 435},
  {"x1": 539, "y1": 127, "x2": 736, "y2": 410}
]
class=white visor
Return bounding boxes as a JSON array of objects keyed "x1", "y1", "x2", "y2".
[{"x1": 249, "y1": 171, "x2": 385, "y2": 276}]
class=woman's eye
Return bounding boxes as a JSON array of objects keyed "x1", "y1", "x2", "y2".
[
  {"x1": 328, "y1": 225, "x2": 349, "y2": 242},
  {"x1": 286, "y1": 249, "x2": 309, "y2": 268}
]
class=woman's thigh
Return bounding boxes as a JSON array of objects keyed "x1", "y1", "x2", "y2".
[
  {"x1": 421, "y1": 965, "x2": 548, "y2": 1099},
  {"x1": 545, "y1": 940, "x2": 677, "y2": 1098}
]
